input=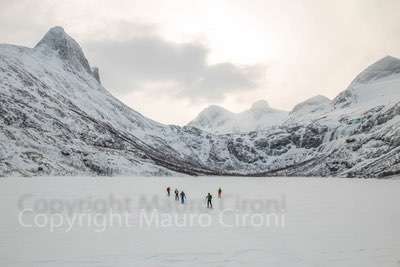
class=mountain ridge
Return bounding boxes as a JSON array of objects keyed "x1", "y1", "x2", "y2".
[
  {"x1": 350, "y1": 55, "x2": 400, "y2": 85},
  {"x1": 188, "y1": 100, "x2": 288, "y2": 134},
  {"x1": 35, "y1": 26, "x2": 101, "y2": 83},
  {"x1": 1, "y1": 27, "x2": 400, "y2": 178}
]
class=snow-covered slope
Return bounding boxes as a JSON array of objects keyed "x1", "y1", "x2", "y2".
[
  {"x1": 0, "y1": 27, "x2": 219, "y2": 176},
  {"x1": 285, "y1": 95, "x2": 331, "y2": 124},
  {"x1": 188, "y1": 100, "x2": 288, "y2": 134},
  {"x1": 186, "y1": 105, "x2": 235, "y2": 134},
  {"x1": 1, "y1": 27, "x2": 400, "y2": 178},
  {"x1": 349, "y1": 55, "x2": 400, "y2": 85},
  {"x1": 334, "y1": 56, "x2": 400, "y2": 110},
  {"x1": 169, "y1": 56, "x2": 400, "y2": 178}
]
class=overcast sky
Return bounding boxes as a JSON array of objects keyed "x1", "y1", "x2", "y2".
[{"x1": 1, "y1": 0, "x2": 400, "y2": 125}]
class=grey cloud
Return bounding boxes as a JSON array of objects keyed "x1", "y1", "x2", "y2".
[
  {"x1": 84, "y1": 36, "x2": 265, "y2": 100},
  {"x1": 184, "y1": 63, "x2": 265, "y2": 101}
]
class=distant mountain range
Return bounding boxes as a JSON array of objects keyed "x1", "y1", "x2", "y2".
[
  {"x1": 1, "y1": 27, "x2": 400, "y2": 177},
  {"x1": 187, "y1": 100, "x2": 288, "y2": 134},
  {"x1": 188, "y1": 95, "x2": 336, "y2": 134}
]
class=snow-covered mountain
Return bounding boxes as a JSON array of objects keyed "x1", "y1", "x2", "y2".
[
  {"x1": 188, "y1": 100, "x2": 288, "y2": 134},
  {"x1": 1, "y1": 27, "x2": 400, "y2": 177},
  {"x1": 285, "y1": 95, "x2": 332, "y2": 125},
  {"x1": 334, "y1": 56, "x2": 400, "y2": 109},
  {"x1": 0, "y1": 27, "x2": 220, "y2": 176}
]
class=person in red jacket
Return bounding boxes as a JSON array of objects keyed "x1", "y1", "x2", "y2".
[{"x1": 218, "y1": 188, "x2": 222, "y2": 198}]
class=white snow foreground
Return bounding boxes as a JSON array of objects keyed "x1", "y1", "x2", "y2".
[
  {"x1": 1, "y1": 27, "x2": 400, "y2": 177},
  {"x1": 1, "y1": 177, "x2": 400, "y2": 267}
]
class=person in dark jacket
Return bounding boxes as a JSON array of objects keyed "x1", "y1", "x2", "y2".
[
  {"x1": 218, "y1": 188, "x2": 222, "y2": 198},
  {"x1": 174, "y1": 189, "x2": 179, "y2": 201},
  {"x1": 206, "y1": 193, "x2": 213, "y2": 208},
  {"x1": 166, "y1": 187, "x2": 171, "y2": 197},
  {"x1": 180, "y1": 191, "x2": 186, "y2": 204}
]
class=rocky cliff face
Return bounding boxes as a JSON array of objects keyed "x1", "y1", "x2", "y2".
[{"x1": 1, "y1": 27, "x2": 400, "y2": 178}]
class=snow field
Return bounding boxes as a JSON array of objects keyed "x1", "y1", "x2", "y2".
[{"x1": 0, "y1": 177, "x2": 399, "y2": 266}]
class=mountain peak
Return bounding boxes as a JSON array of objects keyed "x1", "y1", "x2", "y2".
[
  {"x1": 46, "y1": 26, "x2": 66, "y2": 36},
  {"x1": 205, "y1": 104, "x2": 229, "y2": 112},
  {"x1": 367, "y1": 55, "x2": 400, "y2": 72},
  {"x1": 188, "y1": 100, "x2": 288, "y2": 133},
  {"x1": 35, "y1": 26, "x2": 92, "y2": 74},
  {"x1": 250, "y1": 100, "x2": 270, "y2": 110},
  {"x1": 306, "y1": 95, "x2": 330, "y2": 103},
  {"x1": 350, "y1": 55, "x2": 400, "y2": 85},
  {"x1": 379, "y1": 55, "x2": 400, "y2": 62},
  {"x1": 291, "y1": 95, "x2": 330, "y2": 114},
  {"x1": 36, "y1": 26, "x2": 78, "y2": 54}
]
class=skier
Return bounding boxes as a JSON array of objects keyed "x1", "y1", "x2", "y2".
[
  {"x1": 218, "y1": 188, "x2": 222, "y2": 198},
  {"x1": 174, "y1": 189, "x2": 179, "y2": 201},
  {"x1": 180, "y1": 191, "x2": 186, "y2": 204},
  {"x1": 166, "y1": 187, "x2": 171, "y2": 197},
  {"x1": 206, "y1": 193, "x2": 213, "y2": 208}
]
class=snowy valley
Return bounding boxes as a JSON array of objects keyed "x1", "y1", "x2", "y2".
[{"x1": 1, "y1": 27, "x2": 400, "y2": 178}]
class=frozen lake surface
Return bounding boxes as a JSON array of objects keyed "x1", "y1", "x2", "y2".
[{"x1": 0, "y1": 177, "x2": 399, "y2": 267}]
